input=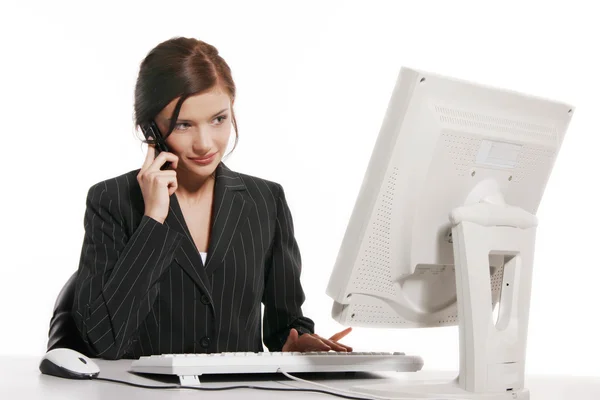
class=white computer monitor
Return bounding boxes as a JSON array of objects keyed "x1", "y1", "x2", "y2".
[{"x1": 326, "y1": 67, "x2": 574, "y2": 399}]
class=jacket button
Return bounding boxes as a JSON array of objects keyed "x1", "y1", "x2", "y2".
[
  {"x1": 199, "y1": 336, "x2": 211, "y2": 349},
  {"x1": 200, "y1": 294, "x2": 210, "y2": 305}
]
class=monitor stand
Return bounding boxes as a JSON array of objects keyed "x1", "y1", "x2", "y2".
[{"x1": 353, "y1": 195, "x2": 537, "y2": 399}]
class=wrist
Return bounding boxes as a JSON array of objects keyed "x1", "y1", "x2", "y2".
[{"x1": 144, "y1": 213, "x2": 165, "y2": 224}]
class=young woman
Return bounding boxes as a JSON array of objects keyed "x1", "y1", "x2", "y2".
[{"x1": 71, "y1": 37, "x2": 351, "y2": 360}]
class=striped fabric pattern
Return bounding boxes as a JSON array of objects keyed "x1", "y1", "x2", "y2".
[{"x1": 72, "y1": 161, "x2": 315, "y2": 360}]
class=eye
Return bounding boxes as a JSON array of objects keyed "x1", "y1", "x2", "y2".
[
  {"x1": 215, "y1": 115, "x2": 228, "y2": 124},
  {"x1": 174, "y1": 122, "x2": 191, "y2": 131}
]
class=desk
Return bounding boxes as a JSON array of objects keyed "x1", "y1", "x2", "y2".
[{"x1": 1, "y1": 356, "x2": 599, "y2": 399}]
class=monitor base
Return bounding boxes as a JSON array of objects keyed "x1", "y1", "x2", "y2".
[
  {"x1": 352, "y1": 376, "x2": 529, "y2": 399},
  {"x1": 449, "y1": 195, "x2": 538, "y2": 394}
]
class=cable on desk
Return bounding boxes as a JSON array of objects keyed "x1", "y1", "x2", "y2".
[
  {"x1": 278, "y1": 369, "x2": 401, "y2": 400},
  {"x1": 92, "y1": 376, "x2": 377, "y2": 400}
]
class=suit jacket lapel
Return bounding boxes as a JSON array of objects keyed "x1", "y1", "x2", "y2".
[
  {"x1": 162, "y1": 161, "x2": 253, "y2": 298},
  {"x1": 204, "y1": 162, "x2": 253, "y2": 276},
  {"x1": 164, "y1": 191, "x2": 213, "y2": 299}
]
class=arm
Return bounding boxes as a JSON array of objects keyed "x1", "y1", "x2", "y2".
[
  {"x1": 262, "y1": 183, "x2": 315, "y2": 352},
  {"x1": 72, "y1": 183, "x2": 184, "y2": 359}
]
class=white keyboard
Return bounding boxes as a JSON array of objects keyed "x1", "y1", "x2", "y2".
[{"x1": 130, "y1": 351, "x2": 424, "y2": 383}]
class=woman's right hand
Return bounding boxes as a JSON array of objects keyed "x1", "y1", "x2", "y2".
[{"x1": 137, "y1": 143, "x2": 179, "y2": 224}]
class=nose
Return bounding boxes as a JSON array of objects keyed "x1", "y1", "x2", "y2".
[{"x1": 192, "y1": 128, "x2": 213, "y2": 152}]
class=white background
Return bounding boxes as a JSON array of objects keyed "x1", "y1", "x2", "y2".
[{"x1": 1, "y1": 0, "x2": 598, "y2": 377}]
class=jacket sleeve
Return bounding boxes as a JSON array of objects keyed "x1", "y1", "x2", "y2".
[
  {"x1": 262, "y1": 183, "x2": 315, "y2": 352},
  {"x1": 72, "y1": 183, "x2": 184, "y2": 359}
]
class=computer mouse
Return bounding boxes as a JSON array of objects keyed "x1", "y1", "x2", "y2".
[{"x1": 39, "y1": 348, "x2": 100, "y2": 379}]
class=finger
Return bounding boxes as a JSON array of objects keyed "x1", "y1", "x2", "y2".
[
  {"x1": 149, "y1": 152, "x2": 179, "y2": 172},
  {"x1": 299, "y1": 335, "x2": 331, "y2": 352},
  {"x1": 147, "y1": 170, "x2": 177, "y2": 181},
  {"x1": 148, "y1": 173, "x2": 176, "y2": 190},
  {"x1": 142, "y1": 141, "x2": 156, "y2": 170},
  {"x1": 282, "y1": 328, "x2": 298, "y2": 352},
  {"x1": 168, "y1": 179, "x2": 178, "y2": 196},
  {"x1": 316, "y1": 335, "x2": 352, "y2": 352},
  {"x1": 329, "y1": 327, "x2": 352, "y2": 342}
]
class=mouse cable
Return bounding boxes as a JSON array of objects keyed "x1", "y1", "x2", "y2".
[{"x1": 92, "y1": 373, "x2": 378, "y2": 400}]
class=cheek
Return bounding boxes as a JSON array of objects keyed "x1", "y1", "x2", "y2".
[
  {"x1": 166, "y1": 136, "x2": 189, "y2": 153},
  {"x1": 216, "y1": 130, "x2": 233, "y2": 148}
]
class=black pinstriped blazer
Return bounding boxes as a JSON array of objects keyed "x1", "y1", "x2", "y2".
[{"x1": 71, "y1": 161, "x2": 315, "y2": 360}]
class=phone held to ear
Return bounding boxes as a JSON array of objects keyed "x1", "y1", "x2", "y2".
[{"x1": 141, "y1": 121, "x2": 172, "y2": 170}]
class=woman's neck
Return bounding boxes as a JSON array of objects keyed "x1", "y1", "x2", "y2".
[{"x1": 175, "y1": 171, "x2": 215, "y2": 206}]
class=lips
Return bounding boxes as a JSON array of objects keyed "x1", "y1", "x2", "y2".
[{"x1": 190, "y1": 152, "x2": 216, "y2": 161}]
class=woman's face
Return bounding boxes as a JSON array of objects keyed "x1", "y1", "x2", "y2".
[{"x1": 154, "y1": 87, "x2": 232, "y2": 177}]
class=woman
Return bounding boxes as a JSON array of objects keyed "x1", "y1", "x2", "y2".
[{"x1": 71, "y1": 37, "x2": 351, "y2": 360}]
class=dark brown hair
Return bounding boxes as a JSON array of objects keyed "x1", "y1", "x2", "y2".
[{"x1": 133, "y1": 37, "x2": 239, "y2": 156}]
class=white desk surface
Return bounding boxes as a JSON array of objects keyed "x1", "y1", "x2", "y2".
[{"x1": 1, "y1": 355, "x2": 599, "y2": 399}]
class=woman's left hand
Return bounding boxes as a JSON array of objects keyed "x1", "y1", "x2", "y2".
[{"x1": 282, "y1": 327, "x2": 353, "y2": 352}]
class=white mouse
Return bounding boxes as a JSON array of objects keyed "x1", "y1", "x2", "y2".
[{"x1": 39, "y1": 348, "x2": 100, "y2": 379}]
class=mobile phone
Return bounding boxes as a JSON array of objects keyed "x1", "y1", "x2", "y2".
[{"x1": 141, "y1": 121, "x2": 172, "y2": 170}]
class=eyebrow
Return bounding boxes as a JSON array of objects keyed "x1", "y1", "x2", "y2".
[{"x1": 166, "y1": 108, "x2": 229, "y2": 122}]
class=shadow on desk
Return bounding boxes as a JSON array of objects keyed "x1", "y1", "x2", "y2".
[{"x1": 128, "y1": 371, "x2": 385, "y2": 384}]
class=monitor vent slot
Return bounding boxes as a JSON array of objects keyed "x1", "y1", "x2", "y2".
[
  {"x1": 352, "y1": 167, "x2": 399, "y2": 297},
  {"x1": 435, "y1": 105, "x2": 557, "y2": 140}
]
